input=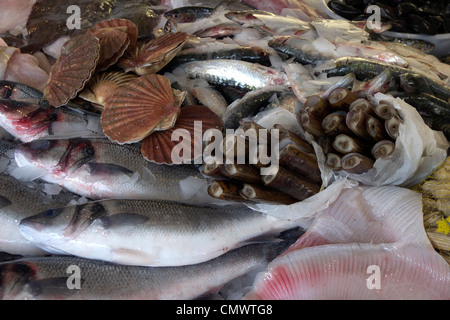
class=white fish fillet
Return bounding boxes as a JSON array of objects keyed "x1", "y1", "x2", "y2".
[{"x1": 246, "y1": 186, "x2": 450, "y2": 300}]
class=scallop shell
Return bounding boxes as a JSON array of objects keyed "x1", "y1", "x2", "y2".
[
  {"x1": 88, "y1": 19, "x2": 138, "y2": 71},
  {"x1": 43, "y1": 33, "x2": 100, "y2": 107},
  {"x1": 141, "y1": 105, "x2": 223, "y2": 165},
  {"x1": 90, "y1": 18, "x2": 138, "y2": 51},
  {"x1": 88, "y1": 28, "x2": 129, "y2": 72},
  {"x1": 101, "y1": 74, "x2": 182, "y2": 144},
  {"x1": 79, "y1": 71, "x2": 138, "y2": 109},
  {"x1": 118, "y1": 32, "x2": 190, "y2": 75}
]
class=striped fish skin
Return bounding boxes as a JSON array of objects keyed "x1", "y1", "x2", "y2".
[
  {"x1": 0, "y1": 241, "x2": 291, "y2": 300},
  {"x1": 19, "y1": 199, "x2": 298, "y2": 267}
]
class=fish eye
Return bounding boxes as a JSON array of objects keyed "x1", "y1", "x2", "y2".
[
  {"x1": 83, "y1": 145, "x2": 95, "y2": 157},
  {"x1": 44, "y1": 209, "x2": 60, "y2": 218}
]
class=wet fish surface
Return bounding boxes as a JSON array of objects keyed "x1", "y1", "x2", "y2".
[
  {"x1": 0, "y1": 241, "x2": 292, "y2": 300},
  {"x1": 19, "y1": 198, "x2": 299, "y2": 266},
  {"x1": 14, "y1": 138, "x2": 216, "y2": 204},
  {"x1": 0, "y1": 174, "x2": 75, "y2": 256}
]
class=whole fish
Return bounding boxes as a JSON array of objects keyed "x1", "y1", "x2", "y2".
[
  {"x1": 0, "y1": 241, "x2": 292, "y2": 300},
  {"x1": 14, "y1": 138, "x2": 217, "y2": 204},
  {"x1": 179, "y1": 59, "x2": 289, "y2": 90},
  {"x1": 0, "y1": 174, "x2": 75, "y2": 256},
  {"x1": 0, "y1": 99, "x2": 104, "y2": 142},
  {"x1": 19, "y1": 199, "x2": 298, "y2": 267},
  {"x1": 225, "y1": 11, "x2": 311, "y2": 35},
  {"x1": 169, "y1": 43, "x2": 272, "y2": 67}
]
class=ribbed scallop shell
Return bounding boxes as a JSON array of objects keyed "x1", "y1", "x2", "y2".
[
  {"x1": 79, "y1": 71, "x2": 138, "y2": 109},
  {"x1": 43, "y1": 33, "x2": 100, "y2": 107},
  {"x1": 88, "y1": 19, "x2": 138, "y2": 71},
  {"x1": 118, "y1": 32, "x2": 190, "y2": 75},
  {"x1": 141, "y1": 105, "x2": 223, "y2": 165},
  {"x1": 90, "y1": 18, "x2": 138, "y2": 51},
  {"x1": 88, "y1": 28, "x2": 129, "y2": 72},
  {"x1": 101, "y1": 74, "x2": 181, "y2": 144}
]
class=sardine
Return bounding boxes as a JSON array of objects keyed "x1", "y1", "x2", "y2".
[
  {"x1": 14, "y1": 138, "x2": 217, "y2": 204},
  {"x1": 19, "y1": 199, "x2": 298, "y2": 267},
  {"x1": 0, "y1": 99, "x2": 104, "y2": 142},
  {"x1": 178, "y1": 59, "x2": 289, "y2": 90},
  {"x1": 225, "y1": 11, "x2": 311, "y2": 35},
  {"x1": 0, "y1": 240, "x2": 293, "y2": 300},
  {"x1": 0, "y1": 174, "x2": 75, "y2": 256},
  {"x1": 222, "y1": 86, "x2": 289, "y2": 129}
]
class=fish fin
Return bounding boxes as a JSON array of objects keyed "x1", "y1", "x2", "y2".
[
  {"x1": 99, "y1": 213, "x2": 148, "y2": 232},
  {"x1": 86, "y1": 163, "x2": 134, "y2": 177},
  {"x1": 0, "y1": 195, "x2": 12, "y2": 209}
]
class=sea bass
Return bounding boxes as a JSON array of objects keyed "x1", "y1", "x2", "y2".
[
  {"x1": 19, "y1": 199, "x2": 299, "y2": 267},
  {"x1": 0, "y1": 99, "x2": 104, "y2": 142},
  {"x1": 14, "y1": 138, "x2": 217, "y2": 204},
  {"x1": 245, "y1": 186, "x2": 450, "y2": 300},
  {"x1": 0, "y1": 174, "x2": 75, "y2": 256},
  {"x1": 0, "y1": 241, "x2": 291, "y2": 300}
]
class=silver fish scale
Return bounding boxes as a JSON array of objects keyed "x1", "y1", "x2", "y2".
[
  {"x1": 180, "y1": 59, "x2": 288, "y2": 90},
  {"x1": 0, "y1": 242, "x2": 283, "y2": 299}
]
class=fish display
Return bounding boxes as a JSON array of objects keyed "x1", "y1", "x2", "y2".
[{"x1": 0, "y1": 0, "x2": 449, "y2": 301}]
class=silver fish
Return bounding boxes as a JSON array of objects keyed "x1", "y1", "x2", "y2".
[
  {"x1": 0, "y1": 99, "x2": 104, "y2": 142},
  {"x1": 178, "y1": 59, "x2": 289, "y2": 90},
  {"x1": 14, "y1": 138, "x2": 217, "y2": 204},
  {"x1": 0, "y1": 241, "x2": 292, "y2": 300},
  {"x1": 0, "y1": 174, "x2": 75, "y2": 256},
  {"x1": 19, "y1": 199, "x2": 298, "y2": 267}
]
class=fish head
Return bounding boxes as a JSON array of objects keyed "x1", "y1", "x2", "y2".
[
  {"x1": 0, "y1": 261, "x2": 37, "y2": 300},
  {"x1": 15, "y1": 139, "x2": 96, "y2": 178},
  {"x1": 0, "y1": 99, "x2": 56, "y2": 142},
  {"x1": 399, "y1": 73, "x2": 426, "y2": 93},
  {"x1": 20, "y1": 202, "x2": 108, "y2": 244}
]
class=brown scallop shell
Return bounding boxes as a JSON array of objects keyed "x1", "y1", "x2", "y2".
[
  {"x1": 88, "y1": 28, "x2": 130, "y2": 72},
  {"x1": 141, "y1": 105, "x2": 223, "y2": 165},
  {"x1": 89, "y1": 18, "x2": 138, "y2": 52},
  {"x1": 118, "y1": 32, "x2": 190, "y2": 75},
  {"x1": 43, "y1": 33, "x2": 100, "y2": 107},
  {"x1": 101, "y1": 74, "x2": 182, "y2": 144},
  {"x1": 79, "y1": 71, "x2": 138, "y2": 109},
  {"x1": 88, "y1": 18, "x2": 139, "y2": 71}
]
